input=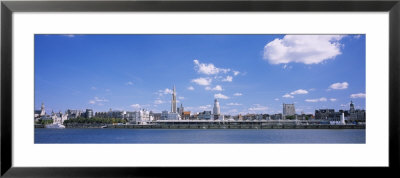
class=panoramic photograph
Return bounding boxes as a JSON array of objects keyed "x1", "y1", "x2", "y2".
[{"x1": 34, "y1": 34, "x2": 366, "y2": 144}]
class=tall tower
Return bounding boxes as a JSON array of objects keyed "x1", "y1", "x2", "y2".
[
  {"x1": 40, "y1": 102, "x2": 46, "y2": 116},
  {"x1": 171, "y1": 85, "x2": 177, "y2": 113},
  {"x1": 177, "y1": 103, "x2": 184, "y2": 116},
  {"x1": 213, "y1": 99, "x2": 220, "y2": 115},
  {"x1": 350, "y1": 100, "x2": 355, "y2": 113}
]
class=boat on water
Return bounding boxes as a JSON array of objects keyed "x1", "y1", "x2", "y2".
[{"x1": 45, "y1": 123, "x2": 66, "y2": 129}]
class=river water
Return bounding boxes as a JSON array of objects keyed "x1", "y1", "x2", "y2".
[{"x1": 34, "y1": 128, "x2": 365, "y2": 144}]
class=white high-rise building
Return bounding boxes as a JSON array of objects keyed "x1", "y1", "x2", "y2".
[
  {"x1": 171, "y1": 85, "x2": 177, "y2": 113},
  {"x1": 283, "y1": 103, "x2": 295, "y2": 116},
  {"x1": 40, "y1": 102, "x2": 46, "y2": 116},
  {"x1": 213, "y1": 99, "x2": 220, "y2": 115}
]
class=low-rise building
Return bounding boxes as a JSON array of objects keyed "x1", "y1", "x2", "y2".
[
  {"x1": 198, "y1": 111, "x2": 212, "y2": 120},
  {"x1": 182, "y1": 111, "x2": 190, "y2": 120},
  {"x1": 315, "y1": 109, "x2": 335, "y2": 120}
]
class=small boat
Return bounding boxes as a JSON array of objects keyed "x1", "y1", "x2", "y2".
[
  {"x1": 101, "y1": 125, "x2": 107, "y2": 128},
  {"x1": 45, "y1": 123, "x2": 66, "y2": 129}
]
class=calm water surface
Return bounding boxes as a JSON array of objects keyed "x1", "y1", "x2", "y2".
[{"x1": 35, "y1": 128, "x2": 365, "y2": 144}]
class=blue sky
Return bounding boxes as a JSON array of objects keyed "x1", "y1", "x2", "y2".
[{"x1": 35, "y1": 34, "x2": 365, "y2": 115}]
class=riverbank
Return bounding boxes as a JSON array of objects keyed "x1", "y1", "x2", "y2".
[
  {"x1": 105, "y1": 124, "x2": 365, "y2": 129},
  {"x1": 35, "y1": 124, "x2": 365, "y2": 129}
]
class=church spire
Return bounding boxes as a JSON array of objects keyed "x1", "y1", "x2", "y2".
[{"x1": 171, "y1": 85, "x2": 177, "y2": 113}]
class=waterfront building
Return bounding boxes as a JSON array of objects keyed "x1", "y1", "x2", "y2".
[
  {"x1": 213, "y1": 99, "x2": 221, "y2": 120},
  {"x1": 151, "y1": 112, "x2": 162, "y2": 121},
  {"x1": 347, "y1": 101, "x2": 366, "y2": 122},
  {"x1": 137, "y1": 109, "x2": 153, "y2": 124},
  {"x1": 243, "y1": 114, "x2": 256, "y2": 120},
  {"x1": 350, "y1": 100, "x2": 355, "y2": 113},
  {"x1": 34, "y1": 102, "x2": 46, "y2": 120},
  {"x1": 270, "y1": 113, "x2": 282, "y2": 120},
  {"x1": 198, "y1": 111, "x2": 212, "y2": 120},
  {"x1": 171, "y1": 85, "x2": 177, "y2": 113},
  {"x1": 95, "y1": 109, "x2": 126, "y2": 119},
  {"x1": 283, "y1": 103, "x2": 296, "y2": 117},
  {"x1": 51, "y1": 111, "x2": 68, "y2": 125},
  {"x1": 182, "y1": 111, "x2": 190, "y2": 120},
  {"x1": 177, "y1": 103, "x2": 184, "y2": 117},
  {"x1": 266, "y1": 114, "x2": 271, "y2": 120},
  {"x1": 167, "y1": 112, "x2": 181, "y2": 120},
  {"x1": 161, "y1": 110, "x2": 169, "y2": 120},
  {"x1": 256, "y1": 114, "x2": 264, "y2": 120},
  {"x1": 66, "y1": 109, "x2": 83, "y2": 119},
  {"x1": 108, "y1": 109, "x2": 125, "y2": 118},
  {"x1": 86, "y1": 109, "x2": 93, "y2": 118},
  {"x1": 125, "y1": 111, "x2": 137, "y2": 121},
  {"x1": 213, "y1": 99, "x2": 221, "y2": 115},
  {"x1": 190, "y1": 114, "x2": 198, "y2": 120},
  {"x1": 160, "y1": 110, "x2": 181, "y2": 120},
  {"x1": 315, "y1": 109, "x2": 335, "y2": 120},
  {"x1": 237, "y1": 114, "x2": 243, "y2": 120},
  {"x1": 157, "y1": 85, "x2": 182, "y2": 120},
  {"x1": 126, "y1": 109, "x2": 153, "y2": 124},
  {"x1": 340, "y1": 112, "x2": 346, "y2": 124}
]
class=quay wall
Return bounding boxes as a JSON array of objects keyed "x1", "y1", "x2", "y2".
[
  {"x1": 105, "y1": 124, "x2": 365, "y2": 129},
  {"x1": 64, "y1": 123, "x2": 105, "y2": 128},
  {"x1": 35, "y1": 122, "x2": 365, "y2": 129},
  {"x1": 34, "y1": 124, "x2": 44, "y2": 128}
]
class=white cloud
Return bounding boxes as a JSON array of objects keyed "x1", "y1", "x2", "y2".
[
  {"x1": 91, "y1": 86, "x2": 97, "y2": 90},
  {"x1": 178, "y1": 96, "x2": 185, "y2": 100},
  {"x1": 233, "y1": 93, "x2": 243, "y2": 96},
  {"x1": 191, "y1": 77, "x2": 212, "y2": 86},
  {"x1": 233, "y1": 71, "x2": 240, "y2": 76},
  {"x1": 274, "y1": 98, "x2": 279, "y2": 101},
  {"x1": 130, "y1": 104, "x2": 141, "y2": 109},
  {"x1": 206, "y1": 85, "x2": 223, "y2": 91},
  {"x1": 187, "y1": 86, "x2": 195, "y2": 90},
  {"x1": 89, "y1": 97, "x2": 108, "y2": 105},
  {"x1": 248, "y1": 104, "x2": 269, "y2": 112},
  {"x1": 156, "y1": 88, "x2": 174, "y2": 96},
  {"x1": 329, "y1": 82, "x2": 349, "y2": 90},
  {"x1": 163, "y1": 88, "x2": 173, "y2": 94},
  {"x1": 227, "y1": 103, "x2": 242, "y2": 106},
  {"x1": 199, "y1": 105, "x2": 212, "y2": 110},
  {"x1": 213, "y1": 85, "x2": 223, "y2": 91},
  {"x1": 214, "y1": 93, "x2": 229, "y2": 99},
  {"x1": 227, "y1": 109, "x2": 238, "y2": 114},
  {"x1": 305, "y1": 97, "x2": 328, "y2": 102},
  {"x1": 154, "y1": 100, "x2": 164, "y2": 104},
  {"x1": 193, "y1": 59, "x2": 230, "y2": 75},
  {"x1": 156, "y1": 88, "x2": 173, "y2": 96},
  {"x1": 263, "y1": 35, "x2": 344, "y2": 65},
  {"x1": 94, "y1": 97, "x2": 108, "y2": 102},
  {"x1": 330, "y1": 98, "x2": 337, "y2": 102},
  {"x1": 125, "y1": 81, "x2": 133, "y2": 86},
  {"x1": 350, "y1": 93, "x2": 366, "y2": 98},
  {"x1": 222, "y1": 76, "x2": 233, "y2": 82},
  {"x1": 290, "y1": 89, "x2": 308, "y2": 95},
  {"x1": 282, "y1": 94, "x2": 294, "y2": 98}
]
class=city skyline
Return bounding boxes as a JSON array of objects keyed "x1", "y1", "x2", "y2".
[{"x1": 35, "y1": 34, "x2": 366, "y2": 115}]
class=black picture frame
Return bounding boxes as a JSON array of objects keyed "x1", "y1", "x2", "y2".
[{"x1": 1, "y1": 0, "x2": 399, "y2": 177}]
